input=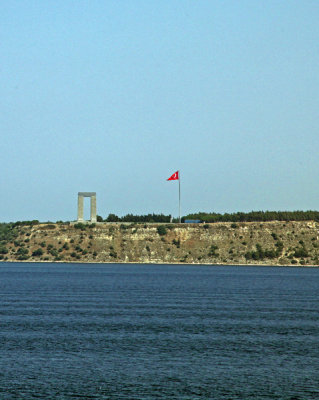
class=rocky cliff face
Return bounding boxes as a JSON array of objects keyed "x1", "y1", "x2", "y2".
[{"x1": 2, "y1": 221, "x2": 319, "y2": 266}]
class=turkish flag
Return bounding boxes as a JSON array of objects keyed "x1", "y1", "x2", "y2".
[{"x1": 167, "y1": 171, "x2": 179, "y2": 181}]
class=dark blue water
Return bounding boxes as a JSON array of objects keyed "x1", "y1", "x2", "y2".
[{"x1": 0, "y1": 263, "x2": 319, "y2": 399}]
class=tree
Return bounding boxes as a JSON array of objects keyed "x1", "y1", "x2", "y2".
[{"x1": 106, "y1": 214, "x2": 120, "y2": 222}]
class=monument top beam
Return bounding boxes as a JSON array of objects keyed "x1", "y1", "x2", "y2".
[{"x1": 78, "y1": 192, "x2": 96, "y2": 197}]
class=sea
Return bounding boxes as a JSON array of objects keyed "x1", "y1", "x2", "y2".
[{"x1": 0, "y1": 263, "x2": 318, "y2": 400}]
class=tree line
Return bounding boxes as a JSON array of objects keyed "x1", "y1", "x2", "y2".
[
  {"x1": 102, "y1": 213, "x2": 173, "y2": 223},
  {"x1": 182, "y1": 210, "x2": 319, "y2": 223},
  {"x1": 1, "y1": 210, "x2": 319, "y2": 227},
  {"x1": 97, "y1": 210, "x2": 319, "y2": 223}
]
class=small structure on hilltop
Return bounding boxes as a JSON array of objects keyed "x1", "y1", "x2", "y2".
[{"x1": 77, "y1": 192, "x2": 97, "y2": 223}]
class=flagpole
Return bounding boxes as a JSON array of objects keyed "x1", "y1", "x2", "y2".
[{"x1": 179, "y1": 170, "x2": 181, "y2": 223}]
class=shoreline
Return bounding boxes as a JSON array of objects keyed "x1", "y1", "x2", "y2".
[{"x1": 1, "y1": 260, "x2": 319, "y2": 268}]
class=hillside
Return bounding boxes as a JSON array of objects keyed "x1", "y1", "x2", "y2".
[{"x1": 1, "y1": 221, "x2": 319, "y2": 266}]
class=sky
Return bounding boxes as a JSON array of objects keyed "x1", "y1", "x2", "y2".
[{"x1": 1, "y1": 0, "x2": 319, "y2": 222}]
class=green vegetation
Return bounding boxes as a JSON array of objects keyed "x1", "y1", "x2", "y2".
[
  {"x1": 109, "y1": 250, "x2": 117, "y2": 258},
  {"x1": 12, "y1": 220, "x2": 39, "y2": 226},
  {"x1": 245, "y1": 244, "x2": 277, "y2": 261},
  {"x1": 74, "y1": 223, "x2": 86, "y2": 231},
  {"x1": 16, "y1": 247, "x2": 29, "y2": 260},
  {"x1": 293, "y1": 246, "x2": 309, "y2": 258},
  {"x1": 208, "y1": 245, "x2": 219, "y2": 257},
  {"x1": 172, "y1": 239, "x2": 180, "y2": 248},
  {"x1": 45, "y1": 224, "x2": 56, "y2": 229},
  {"x1": 157, "y1": 226, "x2": 167, "y2": 236},
  {"x1": 0, "y1": 245, "x2": 8, "y2": 255},
  {"x1": 184, "y1": 210, "x2": 319, "y2": 223},
  {"x1": 32, "y1": 248, "x2": 43, "y2": 257},
  {"x1": 105, "y1": 213, "x2": 172, "y2": 223},
  {"x1": 0, "y1": 223, "x2": 19, "y2": 243}
]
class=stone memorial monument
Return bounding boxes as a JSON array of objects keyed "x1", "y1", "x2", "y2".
[{"x1": 77, "y1": 192, "x2": 97, "y2": 223}]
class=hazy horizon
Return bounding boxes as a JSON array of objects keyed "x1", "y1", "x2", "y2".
[{"x1": 1, "y1": 1, "x2": 319, "y2": 222}]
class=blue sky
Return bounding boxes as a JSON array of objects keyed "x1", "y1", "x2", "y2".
[{"x1": 1, "y1": 1, "x2": 319, "y2": 222}]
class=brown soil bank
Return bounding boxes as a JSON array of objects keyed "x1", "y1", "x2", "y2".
[{"x1": 2, "y1": 221, "x2": 319, "y2": 266}]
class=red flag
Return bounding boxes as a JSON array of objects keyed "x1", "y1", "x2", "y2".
[{"x1": 167, "y1": 171, "x2": 179, "y2": 181}]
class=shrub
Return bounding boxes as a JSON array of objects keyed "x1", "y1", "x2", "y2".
[
  {"x1": 32, "y1": 248, "x2": 43, "y2": 257},
  {"x1": 49, "y1": 249, "x2": 59, "y2": 257},
  {"x1": 208, "y1": 244, "x2": 219, "y2": 257},
  {"x1": 157, "y1": 226, "x2": 167, "y2": 236},
  {"x1": 16, "y1": 247, "x2": 28, "y2": 256},
  {"x1": 275, "y1": 241, "x2": 284, "y2": 256},
  {"x1": 172, "y1": 239, "x2": 180, "y2": 248},
  {"x1": 294, "y1": 247, "x2": 308, "y2": 258},
  {"x1": 245, "y1": 243, "x2": 277, "y2": 261},
  {"x1": 46, "y1": 224, "x2": 56, "y2": 230},
  {"x1": 74, "y1": 223, "x2": 86, "y2": 231},
  {"x1": 0, "y1": 246, "x2": 8, "y2": 255}
]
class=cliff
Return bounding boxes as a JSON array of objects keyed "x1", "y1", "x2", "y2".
[{"x1": 1, "y1": 221, "x2": 319, "y2": 266}]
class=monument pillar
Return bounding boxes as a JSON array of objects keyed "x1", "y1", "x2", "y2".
[
  {"x1": 90, "y1": 195, "x2": 97, "y2": 223},
  {"x1": 77, "y1": 194, "x2": 84, "y2": 222}
]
